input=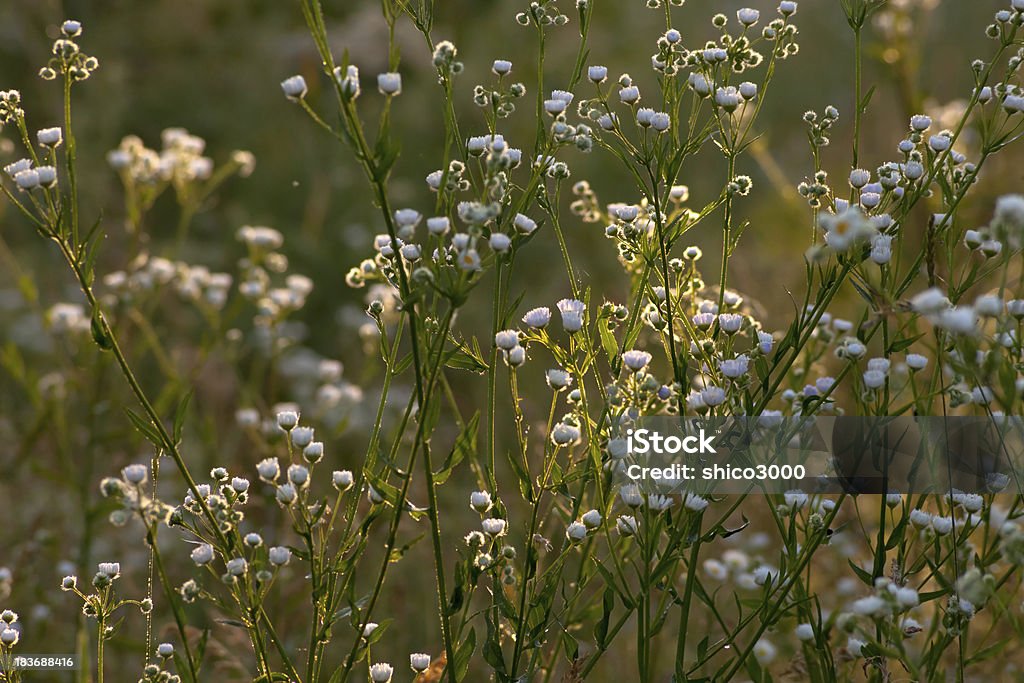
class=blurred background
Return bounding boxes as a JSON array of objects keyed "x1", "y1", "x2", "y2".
[{"x1": 1, "y1": 0, "x2": 1022, "y2": 680}]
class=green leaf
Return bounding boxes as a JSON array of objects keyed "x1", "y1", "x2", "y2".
[
  {"x1": 173, "y1": 390, "x2": 193, "y2": 445},
  {"x1": 598, "y1": 320, "x2": 619, "y2": 363},
  {"x1": 90, "y1": 308, "x2": 113, "y2": 351},
  {"x1": 124, "y1": 407, "x2": 163, "y2": 448},
  {"x1": 483, "y1": 609, "x2": 507, "y2": 675},
  {"x1": 595, "y1": 586, "x2": 614, "y2": 649},
  {"x1": 445, "y1": 338, "x2": 489, "y2": 374},
  {"x1": 847, "y1": 559, "x2": 874, "y2": 585},
  {"x1": 452, "y1": 628, "x2": 476, "y2": 680},
  {"x1": 435, "y1": 412, "x2": 479, "y2": 484},
  {"x1": 389, "y1": 532, "x2": 425, "y2": 563},
  {"x1": 887, "y1": 333, "x2": 924, "y2": 354}
]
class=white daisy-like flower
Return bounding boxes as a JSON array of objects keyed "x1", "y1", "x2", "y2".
[
  {"x1": 522, "y1": 306, "x2": 552, "y2": 328},
  {"x1": 622, "y1": 349, "x2": 652, "y2": 372},
  {"x1": 370, "y1": 662, "x2": 394, "y2": 682}
]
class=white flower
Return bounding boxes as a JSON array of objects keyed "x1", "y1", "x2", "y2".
[
  {"x1": 935, "y1": 307, "x2": 977, "y2": 335},
  {"x1": 901, "y1": 618, "x2": 923, "y2": 637},
  {"x1": 276, "y1": 483, "x2": 298, "y2": 505},
  {"x1": 714, "y1": 87, "x2": 740, "y2": 112},
  {"x1": 752, "y1": 639, "x2": 776, "y2": 665},
  {"x1": 753, "y1": 565, "x2": 778, "y2": 586},
  {"x1": 619, "y1": 86, "x2": 640, "y2": 104},
  {"x1": 894, "y1": 586, "x2": 919, "y2": 608},
  {"x1": 863, "y1": 370, "x2": 886, "y2": 390},
  {"x1": 981, "y1": 238, "x2": 1003, "y2": 257},
  {"x1": 718, "y1": 313, "x2": 744, "y2": 334},
  {"x1": 703, "y1": 559, "x2": 728, "y2": 581},
  {"x1": 334, "y1": 64, "x2": 360, "y2": 98},
  {"x1": 523, "y1": 306, "x2": 552, "y2": 328},
  {"x1": 738, "y1": 82, "x2": 757, "y2": 100},
  {"x1": 61, "y1": 20, "x2": 83, "y2": 36},
  {"x1": 280, "y1": 75, "x2": 307, "y2": 100},
  {"x1": 410, "y1": 653, "x2": 431, "y2": 673},
  {"x1": 492, "y1": 59, "x2": 512, "y2": 75},
  {"x1": 910, "y1": 114, "x2": 932, "y2": 131},
  {"x1": 737, "y1": 8, "x2": 760, "y2": 25},
  {"x1": 758, "y1": 330, "x2": 774, "y2": 354},
  {"x1": 619, "y1": 484, "x2": 644, "y2": 508},
  {"x1": 847, "y1": 637, "x2": 865, "y2": 657},
  {"x1": 507, "y1": 345, "x2": 526, "y2": 367},
  {"x1": 622, "y1": 349, "x2": 652, "y2": 372},
  {"x1": 291, "y1": 426, "x2": 315, "y2": 449},
  {"x1": 870, "y1": 232, "x2": 892, "y2": 264},
  {"x1": 566, "y1": 521, "x2": 588, "y2": 541},
  {"x1": 490, "y1": 233, "x2": 512, "y2": 252},
  {"x1": 4, "y1": 159, "x2": 31, "y2": 178},
  {"x1": 929, "y1": 134, "x2": 951, "y2": 152},
  {"x1": 975, "y1": 294, "x2": 1003, "y2": 317},
  {"x1": 495, "y1": 329, "x2": 520, "y2": 350},
  {"x1": 719, "y1": 355, "x2": 750, "y2": 379},
  {"x1": 427, "y1": 216, "x2": 450, "y2": 235},
  {"x1": 607, "y1": 438, "x2": 628, "y2": 459},
  {"x1": 468, "y1": 491, "x2": 494, "y2": 515},
  {"x1": 688, "y1": 73, "x2": 712, "y2": 96},
  {"x1": 257, "y1": 458, "x2": 280, "y2": 482},
  {"x1": 557, "y1": 298, "x2": 586, "y2": 333},
  {"x1": 514, "y1": 214, "x2": 538, "y2": 234},
  {"x1": 582, "y1": 509, "x2": 602, "y2": 529},
  {"x1": 820, "y1": 207, "x2": 876, "y2": 251},
  {"x1": 481, "y1": 518, "x2": 507, "y2": 537},
  {"x1": 995, "y1": 194, "x2": 1024, "y2": 228},
  {"x1": 909, "y1": 509, "x2": 931, "y2": 528},
  {"x1": 269, "y1": 546, "x2": 292, "y2": 566},
  {"x1": 332, "y1": 470, "x2": 354, "y2": 490},
  {"x1": 647, "y1": 494, "x2": 674, "y2": 511},
  {"x1": 543, "y1": 98, "x2": 567, "y2": 115},
  {"x1": 370, "y1": 662, "x2": 394, "y2": 682},
  {"x1": 850, "y1": 595, "x2": 888, "y2": 616},
  {"x1": 905, "y1": 353, "x2": 928, "y2": 371},
  {"x1": 34, "y1": 165, "x2": 57, "y2": 188},
  {"x1": 778, "y1": 1, "x2": 798, "y2": 16},
  {"x1": 616, "y1": 515, "x2": 638, "y2": 535},
  {"x1": 849, "y1": 168, "x2": 871, "y2": 189},
  {"x1": 796, "y1": 623, "x2": 814, "y2": 641},
  {"x1": 377, "y1": 72, "x2": 402, "y2": 96},
  {"x1": 931, "y1": 515, "x2": 954, "y2": 535},
  {"x1": 121, "y1": 463, "x2": 148, "y2": 485},
  {"x1": 551, "y1": 422, "x2": 581, "y2": 446},
  {"x1": 191, "y1": 544, "x2": 214, "y2": 565},
  {"x1": 546, "y1": 368, "x2": 572, "y2": 390},
  {"x1": 651, "y1": 112, "x2": 671, "y2": 132},
  {"x1": 37, "y1": 127, "x2": 62, "y2": 147},
  {"x1": 457, "y1": 248, "x2": 481, "y2": 271},
  {"x1": 14, "y1": 169, "x2": 39, "y2": 190},
  {"x1": 684, "y1": 494, "x2": 709, "y2": 512},
  {"x1": 701, "y1": 386, "x2": 726, "y2": 407},
  {"x1": 720, "y1": 548, "x2": 753, "y2": 573},
  {"x1": 226, "y1": 558, "x2": 247, "y2": 576},
  {"x1": 1, "y1": 629, "x2": 18, "y2": 646},
  {"x1": 277, "y1": 410, "x2": 299, "y2": 430},
  {"x1": 910, "y1": 287, "x2": 949, "y2": 315},
  {"x1": 783, "y1": 489, "x2": 808, "y2": 509},
  {"x1": 588, "y1": 65, "x2": 608, "y2": 82}
]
